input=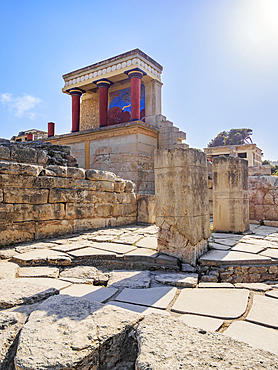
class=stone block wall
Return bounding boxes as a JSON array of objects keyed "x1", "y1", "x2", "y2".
[
  {"x1": 0, "y1": 161, "x2": 137, "y2": 245},
  {"x1": 80, "y1": 94, "x2": 99, "y2": 131},
  {"x1": 249, "y1": 175, "x2": 278, "y2": 222}
]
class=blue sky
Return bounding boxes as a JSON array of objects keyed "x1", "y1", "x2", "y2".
[{"x1": 1, "y1": 0, "x2": 278, "y2": 160}]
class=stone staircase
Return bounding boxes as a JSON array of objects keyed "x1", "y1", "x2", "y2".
[{"x1": 158, "y1": 118, "x2": 188, "y2": 150}]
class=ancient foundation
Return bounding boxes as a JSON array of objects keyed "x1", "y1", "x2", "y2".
[
  {"x1": 213, "y1": 156, "x2": 249, "y2": 233},
  {"x1": 154, "y1": 148, "x2": 210, "y2": 265}
]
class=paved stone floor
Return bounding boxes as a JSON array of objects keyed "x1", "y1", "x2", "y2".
[{"x1": 0, "y1": 223, "x2": 278, "y2": 357}]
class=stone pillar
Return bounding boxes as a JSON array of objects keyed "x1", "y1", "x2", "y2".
[
  {"x1": 67, "y1": 88, "x2": 85, "y2": 133},
  {"x1": 26, "y1": 133, "x2": 33, "y2": 141},
  {"x1": 94, "y1": 79, "x2": 113, "y2": 127},
  {"x1": 125, "y1": 68, "x2": 146, "y2": 121},
  {"x1": 213, "y1": 156, "x2": 249, "y2": 233},
  {"x1": 154, "y1": 148, "x2": 210, "y2": 265},
  {"x1": 48, "y1": 122, "x2": 55, "y2": 137}
]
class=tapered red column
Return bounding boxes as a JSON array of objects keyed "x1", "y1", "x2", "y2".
[
  {"x1": 94, "y1": 79, "x2": 113, "y2": 127},
  {"x1": 48, "y1": 122, "x2": 55, "y2": 137},
  {"x1": 125, "y1": 68, "x2": 146, "y2": 121},
  {"x1": 66, "y1": 88, "x2": 85, "y2": 133},
  {"x1": 26, "y1": 133, "x2": 33, "y2": 141}
]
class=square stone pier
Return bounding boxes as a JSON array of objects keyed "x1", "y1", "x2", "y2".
[
  {"x1": 154, "y1": 148, "x2": 210, "y2": 265},
  {"x1": 213, "y1": 156, "x2": 249, "y2": 233}
]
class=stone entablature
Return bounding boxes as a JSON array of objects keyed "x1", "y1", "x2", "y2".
[
  {"x1": 0, "y1": 161, "x2": 137, "y2": 245},
  {"x1": 62, "y1": 49, "x2": 163, "y2": 91}
]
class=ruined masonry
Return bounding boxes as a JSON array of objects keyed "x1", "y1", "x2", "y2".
[{"x1": 155, "y1": 148, "x2": 210, "y2": 265}]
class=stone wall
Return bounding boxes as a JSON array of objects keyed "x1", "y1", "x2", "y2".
[
  {"x1": 0, "y1": 140, "x2": 77, "y2": 167},
  {"x1": 249, "y1": 175, "x2": 278, "y2": 222},
  {"x1": 80, "y1": 93, "x2": 99, "y2": 131},
  {"x1": 0, "y1": 161, "x2": 137, "y2": 245}
]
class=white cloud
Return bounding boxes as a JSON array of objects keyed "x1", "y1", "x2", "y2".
[{"x1": 0, "y1": 93, "x2": 42, "y2": 119}]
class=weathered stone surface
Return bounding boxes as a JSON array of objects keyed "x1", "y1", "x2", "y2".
[
  {"x1": 112, "y1": 234, "x2": 142, "y2": 245},
  {"x1": 224, "y1": 321, "x2": 278, "y2": 355},
  {"x1": 86, "y1": 169, "x2": 116, "y2": 182},
  {"x1": 0, "y1": 162, "x2": 42, "y2": 176},
  {"x1": 247, "y1": 295, "x2": 278, "y2": 329},
  {"x1": 116, "y1": 287, "x2": 177, "y2": 309},
  {"x1": 179, "y1": 313, "x2": 224, "y2": 332},
  {"x1": 232, "y1": 243, "x2": 266, "y2": 254},
  {"x1": 108, "y1": 301, "x2": 170, "y2": 316},
  {"x1": 13, "y1": 203, "x2": 65, "y2": 222},
  {"x1": 137, "y1": 195, "x2": 156, "y2": 224},
  {"x1": 235, "y1": 283, "x2": 272, "y2": 291},
  {"x1": 198, "y1": 282, "x2": 234, "y2": 288},
  {"x1": 0, "y1": 221, "x2": 35, "y2": 245},
  {"x1": 45, "y1": 165, "x2": 67, "y2": 177},
  {"x1": 0, "y1": 279, "x2": 58, "y2": 308},
  {"x1": 124, "y1": 180, "x2": 135, "y2": 193},
  {"x1": 60, "y1": 266, "x2": 108, "y2": 285},
  {"x1": 0, "y1": 248, "x2": 19, "y2": 259},
  {"x1": 136, "y1": 314, "x2": 278, "y2": 370},
  {"x1": 107, "y1": 271, "x2": 151, "y2": 288},
  {"x1": 0, "y1": 261, "x2": 18, "y2": 279},
  {"x1": 67, "y1": 166, "x2": 85, "y2": 179},
  {"x1": 10, "y1": 146, "x2": 37, "y2": 163},
  {"x1": 35, "y1": 220, "x2": 74, "y2": 239},
  {"x1": 0, "y1": 145, "x2": 10, "y2": 160},
  {"x1": 12, "y1": 249, "x2": 71, "y2": 266},
  {"x1": 17, "y1": 266, "x2": 59, "y2": 278},
  {"x1": 154, "y1": 273, "x2": 198, "y2": 287},
  {"x1": 181, "y1": 263, "x2": 197, "y2": 273},
  {"x1": 136, "y1": 236, "x2": 157, "y2": 249},
  {"x1": 14, "y1": 295, "x2": 142, "y2": 370},
  {"x1": 4, "y1": 188, "x2": 49, "y2": 204},
  {"x1": 68, "y1": 247, "x2": 116, "y2": 260},
  {"x1": 199, "y1": 250, "x2": 271, "y2": 264},
  {"x1": 60, "y1": 285, "x2": 117, "y2": 303},
  {"x1": 18, "y1": 277, "x2": 71, "y2": 290},
  {"x1": 172, "y1": 288, "x2": 249, "y2": 319},
  {"x1": 266, "y1": 290, "x2": 278, "y2": 299},
  {"x1": 261, "y1": 248, "x2": 278, "y2": 259}
]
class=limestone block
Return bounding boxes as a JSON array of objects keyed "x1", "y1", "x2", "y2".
[
  {"x1": 213, "y1": 156, "x2": 249, "y2": 233},
  {"x1": 73, "y1": 218, "x2": 108, "y2": 232},
  {"x1": 0, "y1": 203, "x2": 14, "y2": 223},
  {"x1": 4, "y1": 188, "x2": 49, "y2": 204},
  {"x1": 137, "y1": 195, "x2": 156, "y2": 224},
  {"x1": 0, "y1": 221, "x2": 35, "y2": 245},
  {"x1": 66, "y1": 202, "x2": 97, "y2": 219},
  {"x1": 0, "y1": 146, "x2": 10, "y2": 160},
  {"x1": 117, "y1": 193, "x2": 137, "y2": 204},
  {"x1": 67, "y1": 166, "x2": 86, "y2": 179},
  {"x1": 0, "y1": 161, "x2": 42, "y2": 176},
  {"x1": 249, "y1": 165, "x2": 271, "y2": 176},
  {"x1": 37, "y1": 149, "x2": 48, "y2": 164},
  {"x1": 124, "y1": 180, "x2": 135, "y2": 193},
  {"x1": 86, "y1": 169, "x2": 116, "y2": 182},
  {"x1": 94, "y1": 203, "x2": 113, "y2": 218},
  {"x1": 99, "y1": 180, "x2": 115, "y2": 192},
  {"x1": 0, "y1": 189, "x2": 3, "y2": 202},
  {"x1": 112, "y1": 203, "x2": 137, "y2": 217},
  {"x1": 35, "y1": 220, "x2": 74, "y2": 239},
  {"x1": 14, "y1": 203, "x2": 66, "y2": 222},
  {"x1": 46, "y1": 165, "x2": 67, "y2": 177},
  {"x1": 114, "y1": 179, "x2": 125, "y2": 193},
  {"x1": 10, "y1": 146, "x2": 37, "y2": 163},
  {"x1": 49, "y1": 188, "x2": 96, "y2": 203}
]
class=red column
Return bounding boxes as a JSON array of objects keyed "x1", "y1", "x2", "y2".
[
  {"x1": 95, "y1": 79, "x2": 113, "y2": 127},
  {"x1": 48, "y1": 122, "x2": 55, "y2": 137},
  {"x1": 26, "y1": 133, "x2": 34, "y2": 141},
  {"x1": 125, "y1": 68, "x2": 146, "y2": 121},
  {"x1": 67, "y1": 88, "x2": 85, "y2": 133}
]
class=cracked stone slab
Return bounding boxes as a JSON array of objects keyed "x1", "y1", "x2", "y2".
[
  {"x1": 0, "y1": 248, "x2": 19, "y2": 259},
  {"x1": 15, "y1": 242, "x2": 57, "y2": 254},
  {"x1": 0, "y1": 278, "x2": 58, "y2": 308},
  {"x1": 224, "y1": 321, "x2": 278, "y2": 355},
  {"x1": 213, "y1": 238, "x2": 239, "y2": 247},
  {"x1": 198, "y1": 282, "x2": 234, "y2": 288},
  {"x1": 17, "y1": 266, "x2": 59, "y2": 278},
  {"x1": 178, "y1": 314, "x2": 224, "y2": 332},
  {"x1": 51, "y1": 242, "x2": 94, "y2": 253},
  {"x1": 199, "y1": 250, "x2": 271, "y2": 265},
  {"x1": 154, "y1": 273, "x2": 198, "y2": 287},
  {"x1": 135, "y1": 236, "x2": 158, "y2": 249},
  {"x1": 14, "y1": 295, "x2": 142, "y2": 370},
  {"x1": 115, "y1": 287, "x2": 177, "y2": 309},
  {"x1": 172, "y1": 288, "x2": 249, "y2": 319},
  {"x1": 235, "y1": 283, "x2": 272, "y2": 291},
  {"x1": 11, "y1": 249, "x2": 72, "y2": 266},
  {"x1": 107, "y1": 301, "x2": 170, "y2": 316},
  {"x1": 136, "y1": 314, "x2": 278, "y2": 370},
  {"x1": 91, "y1": 242, "x2": 137, "y2": 255},
  {"x1": 60, "y1": 266, "x2": 108, "y2": 285},
  {"x1": 211, "y1": 233, "x2": 243, "y2": 239},
  {"x1": 61, "y1": 284, "x2": 117, "y2": 303},
  {"x1": 18, "y1": 278, "x2": 71, "y2": 290},
  {"x1": 231, "y1": 243, "x2": 266, "y2": 254},
  {"x1": 246, "y1": 295, "x2": 278, "y2": 329},
  {"x1": 107, "y1": 270, "x2": 151, "y2": 289},
  {"x1": 123, "y1": 248, "x2": 158, "y2": 262},
  {"x1": 266, "y1": 290, "x2": 278, "y2": 299},
  {"x1": 260, "y1": 248, "x2": 278, "y2": 259},
  {"x1": 209, "y1": 242, "x2": 231, "y2": 251},
  {"x1": 112, "y1": 234, "x2": 143, "y2": 245},
  {"x1": 68, "y1": 247, "x2": 116, "y2": 260},
  {"x1": 0, "y1": 261, "x2": 19, "y2": 279}
]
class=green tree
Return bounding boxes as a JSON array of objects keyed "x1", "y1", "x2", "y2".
[{"x1": 208, "y1": 129, "x2": 253, "y2": 147}]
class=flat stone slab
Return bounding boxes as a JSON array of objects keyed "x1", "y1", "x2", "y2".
[
  {"x1": 178, "y1": 314, "x2": 224, "y2": 332},
  {"x1": 224, "y1": 321, "x2": 278, "y2": 355},
  {"x1": 18, "y1": 277, "x2": 71, "y2": 290},
  {"x1": 17, "y1": 266, "x2": 59, "y2": 278},
  {"x1": 112, "y1": 234, "x2": 143, "y2": 245},
  {"x1": 0, "y1": 278, "x2": 58, "y2": 308},
  {"x1": 198, "y1": 282, "x2": 234, "y2": 288},
  {"x1": 154, "y1": 273, "x2": 198, "y2": 287},
  {"x1": 115, "y1": 287, "x2": 177, "y2": 309},
  {"x1": 61, "y1": 284, "x2": 117, "y2": 303},
  {"x1": 172, "y1": 288, "x2": 249, "y2": 319},
  {"x1": 209, "y1": 242, "x2": 231, "y2": 251},
  {"x1": 235, "y1": 283, "x2": 272, "y2": 291},
  {"x1": 60, "y1": 266, "x2": 108, "y2": 285},
  {"x1": 11, "y1": 249, "x2": 71, "y2": 265},
  {"x1": 0, "y1": 261, "x2": 19, "y2": 279},
  {"x1": 199, "y1": 250, "x2": 271, "y2": 265},
  {"x1": 260, "y1": 248, "x2": 278, "y2": 259},
  {"x1": 68, "y1": 247, "x2": 116, "y2": 259},
  {"x1": 135, "y1": 236, "x2": 158, "y2": 249},
  {"x1": 107, "y1": 301, "x2": 170, "y2": 316},
  {"x1": 136, "y1": 314, "x2": 278, "y2": 370},
  {"x1": 14, "y1": 295, "x2": 142, "y2": 370},
  {"x1": 266, "y1": 290, "x2": 278, "y2": 299},
  {"x1": 107, "y1": 270, "x2": 151, "y2": 288},
  {"x1": 15, "y1": 242, "x2": 57, "y2": 253},
  {"x1": 211, "y1": 233, "x2": 243, "y2": 239},
  {"x1": 232, "y1": 243, "x2": 266, "y2": 254},
  {"x1": 0, "y1": 248, "x2": 19, "y2": 259},
  {"x1": 246, "y1": 295, "x2": 278, "y2": 329},
  {"x1": 213, "y1": 238, "x2": 239, "y2": 247},
  {"x1": 51, "y1": 242, "x2": 93, "y2": 252},
  {"x1": 91, "y1": 242, "x2": 137, "y2": 255},
  {"x1": 123, "y1": 248, "x2": 158, "y2": 261}
]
